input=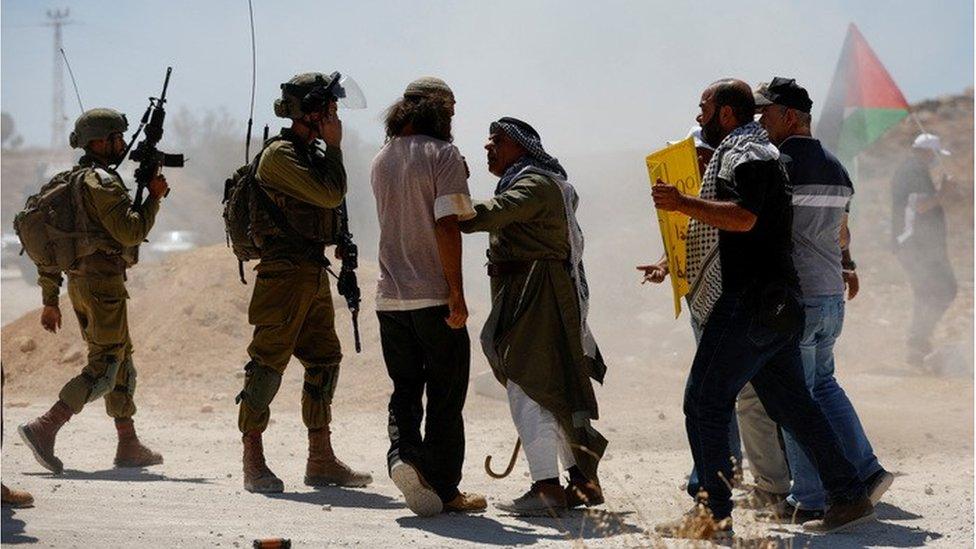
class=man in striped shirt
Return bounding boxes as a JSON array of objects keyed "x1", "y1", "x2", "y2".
[{"x1": 755, "y1": 77, "x2": 893, "y2": 522}]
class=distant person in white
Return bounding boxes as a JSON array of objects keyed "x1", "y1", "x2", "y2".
[{"x1": 891, "y1": 132, "x2": 957, "y2": 366}]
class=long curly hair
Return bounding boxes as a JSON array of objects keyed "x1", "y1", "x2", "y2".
[{"x1": 383, "y1": 96, "x2": 453, "y2": 142}]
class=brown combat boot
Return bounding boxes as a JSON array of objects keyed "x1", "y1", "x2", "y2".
[
  {"x1": 1, "y1": 484, "x2": 34, "y2": 508},
  {"x1": 304, "y1": 426, "x2": 373, "y2": 488},
  {"x1": 18, "y1": 400, "x2": 73, "y2": 474},
  {"x1": 242, "y1": 431, "x2": 283, "y2": 493},
  {"x1": 113, "y1": 418, "x2": 164, "y2": 467}
]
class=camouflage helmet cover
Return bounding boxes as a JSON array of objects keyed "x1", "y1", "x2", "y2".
[
  {"x1": 69, "y1": 108, "x2": 128, "y2": 149},
  {"x1": 274, "y1": 72, "x2": 337, "y2": 119}
]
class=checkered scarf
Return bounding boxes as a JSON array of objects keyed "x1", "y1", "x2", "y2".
[
  {"x1": 685, "y1": 121, "x2": 779, "y2": 325},
  {"x1": 492, "y1": 117, "x2": 567, "y2": 193}
]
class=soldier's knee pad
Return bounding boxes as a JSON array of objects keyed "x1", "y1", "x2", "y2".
[
  {"x1": 235, "y1": 360, "x2": 282, "y2": 412},
  {"x1": 303, "y1": 362, "x2": 340, "y2": 403},
  {"x1": 86, "y1": 355, "x2": 123, "y2": 402}
]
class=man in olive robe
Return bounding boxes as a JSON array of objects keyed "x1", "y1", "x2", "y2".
[{"x1": 460, "y1": 117, "x2": 607, "y2": 516}]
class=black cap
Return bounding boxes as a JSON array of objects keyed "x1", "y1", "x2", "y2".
[{"x1": 754, "y1": 77, "x2": 813, "y2": 113}]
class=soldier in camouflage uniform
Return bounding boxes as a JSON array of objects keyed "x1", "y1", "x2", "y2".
[
  {"x1": 18, "y1": 108, "x2": 167, "y2": 474},
  {"x1": 236, "y1": 72, "x2": 371, "y2": 493}
]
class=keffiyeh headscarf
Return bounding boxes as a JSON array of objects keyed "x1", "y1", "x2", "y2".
[
  {"x1": 487, "y1": 117, "x2": 599, "y2": 362},
  {"x1": 685, "y1": 121, "x2": 779, "y2": 325},
  {"x1": 491, "y1": 117, "x2": 567, "y2": 193}
]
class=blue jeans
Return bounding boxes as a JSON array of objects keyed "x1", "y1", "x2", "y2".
[
  {"x1": 683, "y1": 291, "x2": 864, "y2": 519},
  {"x1": 782, "y1": 295, "x2": 882, "y2": 510},
  {"x1": 686, "y1": 317, "x2": 742, "y2": 498}
]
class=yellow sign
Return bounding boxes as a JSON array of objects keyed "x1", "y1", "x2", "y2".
[{"x1": 645, "y1": 137, "x2": 703, "y2": 318}]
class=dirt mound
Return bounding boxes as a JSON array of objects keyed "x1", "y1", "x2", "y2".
[{"x1": 0, "y1": 245, "x2": 390, "y2": 411}]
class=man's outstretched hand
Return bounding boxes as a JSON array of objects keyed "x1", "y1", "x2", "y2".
[{"x1": 637, "y1": 262, "x2": 669, "y2": 284}]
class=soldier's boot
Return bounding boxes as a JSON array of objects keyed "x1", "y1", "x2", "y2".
[
  {"x1": 1, "y1": 484, "x2": 35, "y2": 508},
  {"x1": 114, "y1": 418, "x2": 163, "y2": 467},
  {"x1": 242, "y1": 430, "x2": 284, "y2": 493},
  {"x1": 18, "y1": 400, "x2": 73, "y2": 474},
  {"x1": 304, "y1": 425, "x2": 373, "y2": 488}
]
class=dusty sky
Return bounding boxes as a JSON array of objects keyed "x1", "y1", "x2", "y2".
[{"x1": 2, "y1": 0, "x2": 973, "y2": 159}]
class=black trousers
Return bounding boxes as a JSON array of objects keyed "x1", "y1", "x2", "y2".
[
  {"x1": 684, "y1": 291, "x2": 864, "y2": 519},
  {"x1": 378, "y1": 306, "x2": 470, "y2": 503}
]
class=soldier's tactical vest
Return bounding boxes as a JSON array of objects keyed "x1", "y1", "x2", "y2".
[
  {"x1": 84, "y1": 166, "x2": 140, "y2": 268},
  {"x1": 250, "y1": 139, "x2": 338, "y2": 250},
  {"x1": 14, "y1": 163, "x2": 137, "y2": 274}
]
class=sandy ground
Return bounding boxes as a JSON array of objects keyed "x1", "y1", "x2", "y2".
[
  {"x1": 2, "y1": 336, "x2": 972, "y2": 547},
  {"x1": 0, "y1": 236, "x2": 973, "y2": 548}
]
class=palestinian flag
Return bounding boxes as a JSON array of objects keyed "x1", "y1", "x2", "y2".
[{"x1": 816, "y1": 23, "x2": 910, "y2": 170}]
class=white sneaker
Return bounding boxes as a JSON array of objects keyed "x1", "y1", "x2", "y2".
[{"x1": 391, "y1": 461, "x2": 442, "y2": 517}]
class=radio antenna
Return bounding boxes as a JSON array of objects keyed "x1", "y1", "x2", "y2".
[
  {"x1": 59, "y1": 47, "x2": 84, "y2": 113},
  {"x1": 244, "y1": 0, "x2": 257, "y2": 162}
]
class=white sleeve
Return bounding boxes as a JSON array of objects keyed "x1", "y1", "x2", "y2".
[{"x1": 434, "y1": 193, "x2": 475, "y2": 221}]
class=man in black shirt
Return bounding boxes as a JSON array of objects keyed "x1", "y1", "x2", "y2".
[
  {"x1": 891, "y1": 134, "x2": 957, "y2": 366},
  {"x1": 652, "y1": 79, "x2": 873, "y2": 539}
]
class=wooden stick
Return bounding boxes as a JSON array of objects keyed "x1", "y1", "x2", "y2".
[{"x1": 485, "y1": 438, "x2": 521, "y2": 479}]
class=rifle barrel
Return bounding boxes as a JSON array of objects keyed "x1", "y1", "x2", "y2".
[{"x1": 159, "y1": 66, "x2": 173, "y2": 102}]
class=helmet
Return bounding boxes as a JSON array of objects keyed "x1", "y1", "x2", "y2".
[
  {"x1": 274, "y1": 71, "x2": 366, "y2": 119},
  {"x1": 275, "y1": 72, "x2": 335, "y2": 119},
  {"x1": 69, "y1": 108, "x2": 128, "y2": 149}
]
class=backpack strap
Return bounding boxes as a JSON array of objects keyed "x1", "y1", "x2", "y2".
[{"x1": 233, "y1": 136, "x2": 285, "y2": 285}]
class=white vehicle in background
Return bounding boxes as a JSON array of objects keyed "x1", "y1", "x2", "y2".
[{"x1": 145, "y1": 230, "x2": 197, "y2": 262}]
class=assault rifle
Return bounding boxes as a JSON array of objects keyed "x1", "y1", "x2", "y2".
[
  {"x1": 126, "y1": 67, "x2": 184, "y2": 211},
  {"x1": 335, "y1": 201, "x2": 362, "y2": 353}
]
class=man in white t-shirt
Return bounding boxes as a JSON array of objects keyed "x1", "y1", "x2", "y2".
[{"x1": 370, "y1": 77, "x2": 484, "y2": 517}]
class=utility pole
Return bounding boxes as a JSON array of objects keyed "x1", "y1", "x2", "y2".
[{"x1": 45, "y1": 9, "x2": 72, "y2": 148}]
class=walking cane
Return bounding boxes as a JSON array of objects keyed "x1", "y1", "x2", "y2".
[{"x1": 484, "y1": 437, "x2": 521, "y2": 478}]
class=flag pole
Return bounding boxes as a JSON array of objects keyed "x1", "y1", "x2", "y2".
[{"x1": 909, "y1": 110, "x2": 926, "y2": 134}]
